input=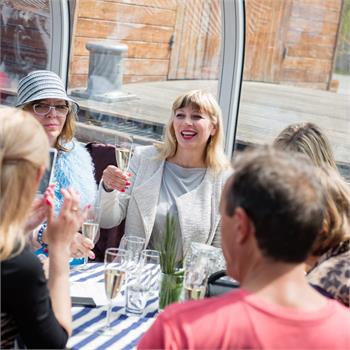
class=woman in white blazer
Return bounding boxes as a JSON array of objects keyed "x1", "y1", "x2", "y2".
[{"x1": 100, "y1": 90, "x2": 231, "y2": 258}]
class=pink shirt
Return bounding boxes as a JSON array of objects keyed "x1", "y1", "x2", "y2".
[{"x1": 138, "y1": 289, "x2": 350, "y2": 349}]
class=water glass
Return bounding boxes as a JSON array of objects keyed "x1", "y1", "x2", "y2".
[
  {"x1": 125, "y1": 249, "x2": 161, "y2": 316},
  {"x1": 119, "y1": 235, "x2": 145, "y2": 263}
]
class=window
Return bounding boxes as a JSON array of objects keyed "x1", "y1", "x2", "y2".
[{"x1": 235, "y1": 0, "x2": 350, "y2": 181}]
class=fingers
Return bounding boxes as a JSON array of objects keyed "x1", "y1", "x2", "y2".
[
  {"x1": 60, "y1": 188, "x2": 82, "y2": 223},
  {"x1": 81, "y1": 236, "x2": 94, "y2": 250},
  {"x1": 71, "y1": 233, "x2": 94, "y2": 258},
  {"x1": 102, "y1": 165, "x2": 131, "y2": 191}
]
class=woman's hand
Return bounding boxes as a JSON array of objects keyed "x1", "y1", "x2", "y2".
[
  {"x1": 70, "y1": 232, "x2": 95, "y2": 260},
  {"x1": 46, "y1": 188, "x2": 83, "y2": 253},
  {"x1": 102, "y1": 165, "x2": 131, "y2": 192},
  {"x1": 24, "y1": 184, "x2": 55, "y2": 233}
]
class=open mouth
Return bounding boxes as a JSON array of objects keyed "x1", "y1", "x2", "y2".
[{"x1": 181, "y1": 130, "x2": 197, "y2": 140}]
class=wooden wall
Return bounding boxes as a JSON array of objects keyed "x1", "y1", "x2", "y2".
[
  {"x1": 69, "y1": 0, "x2": 177, "y2": 88},
  {"x1": 69, "y1": 0, "x2": 343, "y2": 90},
  {"x1": 244, "y1": 0, "x2": 343, "y2": 89}
]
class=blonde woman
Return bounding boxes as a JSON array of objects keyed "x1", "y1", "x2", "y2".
[
  {"x1": 273, "y1": 122, "x2": 338, "y2": 169},
  {"x1": 306, "y1": 167, "x2": 350, "y2": 306},
  {"x1": 0, "y1": 108, "x2": 83, "y2": 348},
  {"x1": 100, "y1": 90, "x2": 231, "y2": 258},
  {"x1": 273, "y1": 123, "x2": 349, "y2": 306},
  {"x1": 16, "y1": 70, "x2": 96, "y2": 264}
]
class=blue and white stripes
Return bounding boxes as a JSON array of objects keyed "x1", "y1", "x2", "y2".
[{"x1": 68, "y1": 264, "x2": 157, "y2": 350}]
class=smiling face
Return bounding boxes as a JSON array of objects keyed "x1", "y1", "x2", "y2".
[
  {"x1": 172, "y1": 104, "x2": 216, "y2": 155},
  {"x1": 26, "y1": 98, "x2": 68, "y2": 146}
]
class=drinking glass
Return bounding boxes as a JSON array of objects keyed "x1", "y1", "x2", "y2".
[
  {"x1": 119, "y1": 235, "x2": 145, "y2": 264},
  {"x1": 80, "y1": 204, "x2": 100, "y2": 269},
  {"x1": 141, "y1": 250, "x2": 161, "y2": 310},
  {"x1": 126, "y1": 250, "x2": 161, "y2": 316},
  {"x1": 103, "y1": 248, "x2": 128, "y2": 332},
  {"x1": 183, "y1": 254, "x2": 210, "y2": 301}
]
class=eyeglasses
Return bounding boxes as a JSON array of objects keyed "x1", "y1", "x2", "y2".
[{"x1": 32, "y1": 103, "x2": 69, "y2": 117}]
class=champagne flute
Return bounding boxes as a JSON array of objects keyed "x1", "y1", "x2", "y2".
[
  {"x1": 115, "y1": 134, "x2": 134, "y2": 196},
  {"x1": 103, "y1": 248, "x2": 128, "y2": 333},
  {"x1": 80, "y1": 205, "x2": 100, "y2": 269}
]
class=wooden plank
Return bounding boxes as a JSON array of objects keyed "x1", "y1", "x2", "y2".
[
  {"x1": 168, "y1": 0, "x2": 221, "y2": 80},
  {"x1": 286, "y1": 31, "x2": 337, "y2": 46},
  {"x1": 71, "y1": 56, "x2": 89, "y2": 75},
  {"x1": 287, "y1": 45, "x2": 334, "y2": 60},
  {"x1": 281, "y1": 69, "x2": 329, "y2": 83},
  {"x1": 78, "y1": 0, "x2": 176, "y2": 27},
  {"x1": 244, "y1": 0, "x2": 291, "y2": 82},
  {"x1": 103, "y1": 0, "x2": 177, "y2": 10},
  {"x1": 123, "y1": 75, "x2": 167, "y2": 83},
  {"x1": 73, "y1": 37, "x2": 170, "y2": 59},
  {"x1": 291, "y1": 3, "x2": 341, "y2": 23},
  {"x1": 288, "y1": 17, "x2": 339, "y2": 36},
  {"x1": 292, "y1": 0, "x2": 342, "y2": 11},
  {"x1": 283, "y1": 57, "x2": 332, "y2": 72},
  {"x1": 69, "y1": 74, "x2": 87, "y2": 88},
  {"x1": 124, "y1": 58, "x2": 169, "y2": 75},
  {"x1": 68, "y1": 73, "x2": 167, "y2": 88},
  {"x1": 70, "y1": 56, "x2": 169, "y2": 81},
  {"x1": 75, "y1": 19, "x2": 173, "y2": 43}
]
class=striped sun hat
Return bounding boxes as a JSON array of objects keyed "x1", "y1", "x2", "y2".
[{"x1": 16, "y1": 70, "x2": 79, "y2": 110}]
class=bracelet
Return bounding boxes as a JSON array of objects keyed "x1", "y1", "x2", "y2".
[{"x1": 37, "y1": 224, "x2": 48, "y2": 247}]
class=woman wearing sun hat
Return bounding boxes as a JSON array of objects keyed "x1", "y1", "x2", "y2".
[{"x1": 16, "y1": 70, "x2": 97, "y2": 264}]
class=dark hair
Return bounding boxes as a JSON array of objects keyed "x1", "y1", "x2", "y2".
[{"x1": 226, "y1": 146, "x2": 326, "y2": 263}]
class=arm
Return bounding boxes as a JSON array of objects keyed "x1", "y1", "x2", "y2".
[
  {"x1": 99, "y1": 181, "x2": 124, "y2": 228},
  {"x1": 45, "y1": 188, "x2": 83, "y2": 336},
  {"x1": 99, "y1": 146, "x2": 141, "y2": 229}
]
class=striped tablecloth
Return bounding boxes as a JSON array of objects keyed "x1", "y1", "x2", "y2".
[{"x1": 67, "y1": 263, "x2": 157, "y2": 350}]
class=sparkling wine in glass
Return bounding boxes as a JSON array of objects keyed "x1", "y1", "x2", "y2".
[
  {"x1": 103, "y1": 248, "x2": 128, "y2": 333},
  {"x1": 115, "y1": 134, "x2": 134, "y2": 173},
  {"x1": 183, "y1": 255, "x2": 209, "y2": 301},
  {"x1": 80, "y1": 205, "x2": 100, "y2": 269}
]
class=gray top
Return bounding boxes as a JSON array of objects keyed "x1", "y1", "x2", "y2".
[{"x1": 149, "y1": 161, "x2": 206, "y2": 261}]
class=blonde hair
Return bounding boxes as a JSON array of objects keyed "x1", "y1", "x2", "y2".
[
  {"x1": 273, "y1": 122, "x2": 337, "y2": 169},
  {"x1": 55, "y1": 104, "x2": 77, "y2": 152},
  {"x1": 23, "y1": 101, "x2": 77, "y2": 152},
  {"x1": 156, "y1": 90, "x2": 230, "y2": 172},
  {"x1": 311, "y1": 167, "x2": 350, "y2": 256},
  {"x1": 0, "y1": 108, "x2": 49, "y2": 260}
]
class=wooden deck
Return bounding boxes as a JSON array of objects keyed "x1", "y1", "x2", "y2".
[{"x1": 72, "y1": 79, "x2": 349, "y2": 165}]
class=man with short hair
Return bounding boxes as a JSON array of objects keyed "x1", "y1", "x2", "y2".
[{"x1": 139, "y1": 147, "x2": 350, "y2": 349}]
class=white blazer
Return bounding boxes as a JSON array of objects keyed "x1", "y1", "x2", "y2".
[{"x1": 99, "y1": 146, "x2": 232, "y2": 254}]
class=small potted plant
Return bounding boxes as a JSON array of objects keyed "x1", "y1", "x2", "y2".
[{"x1": 157, "y1": 213, "x2": 184, "y2": 309}]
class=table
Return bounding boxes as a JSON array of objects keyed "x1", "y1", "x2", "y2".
[{"x1": 67, "y1": 263, "x2": 157, "y2": 350}]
